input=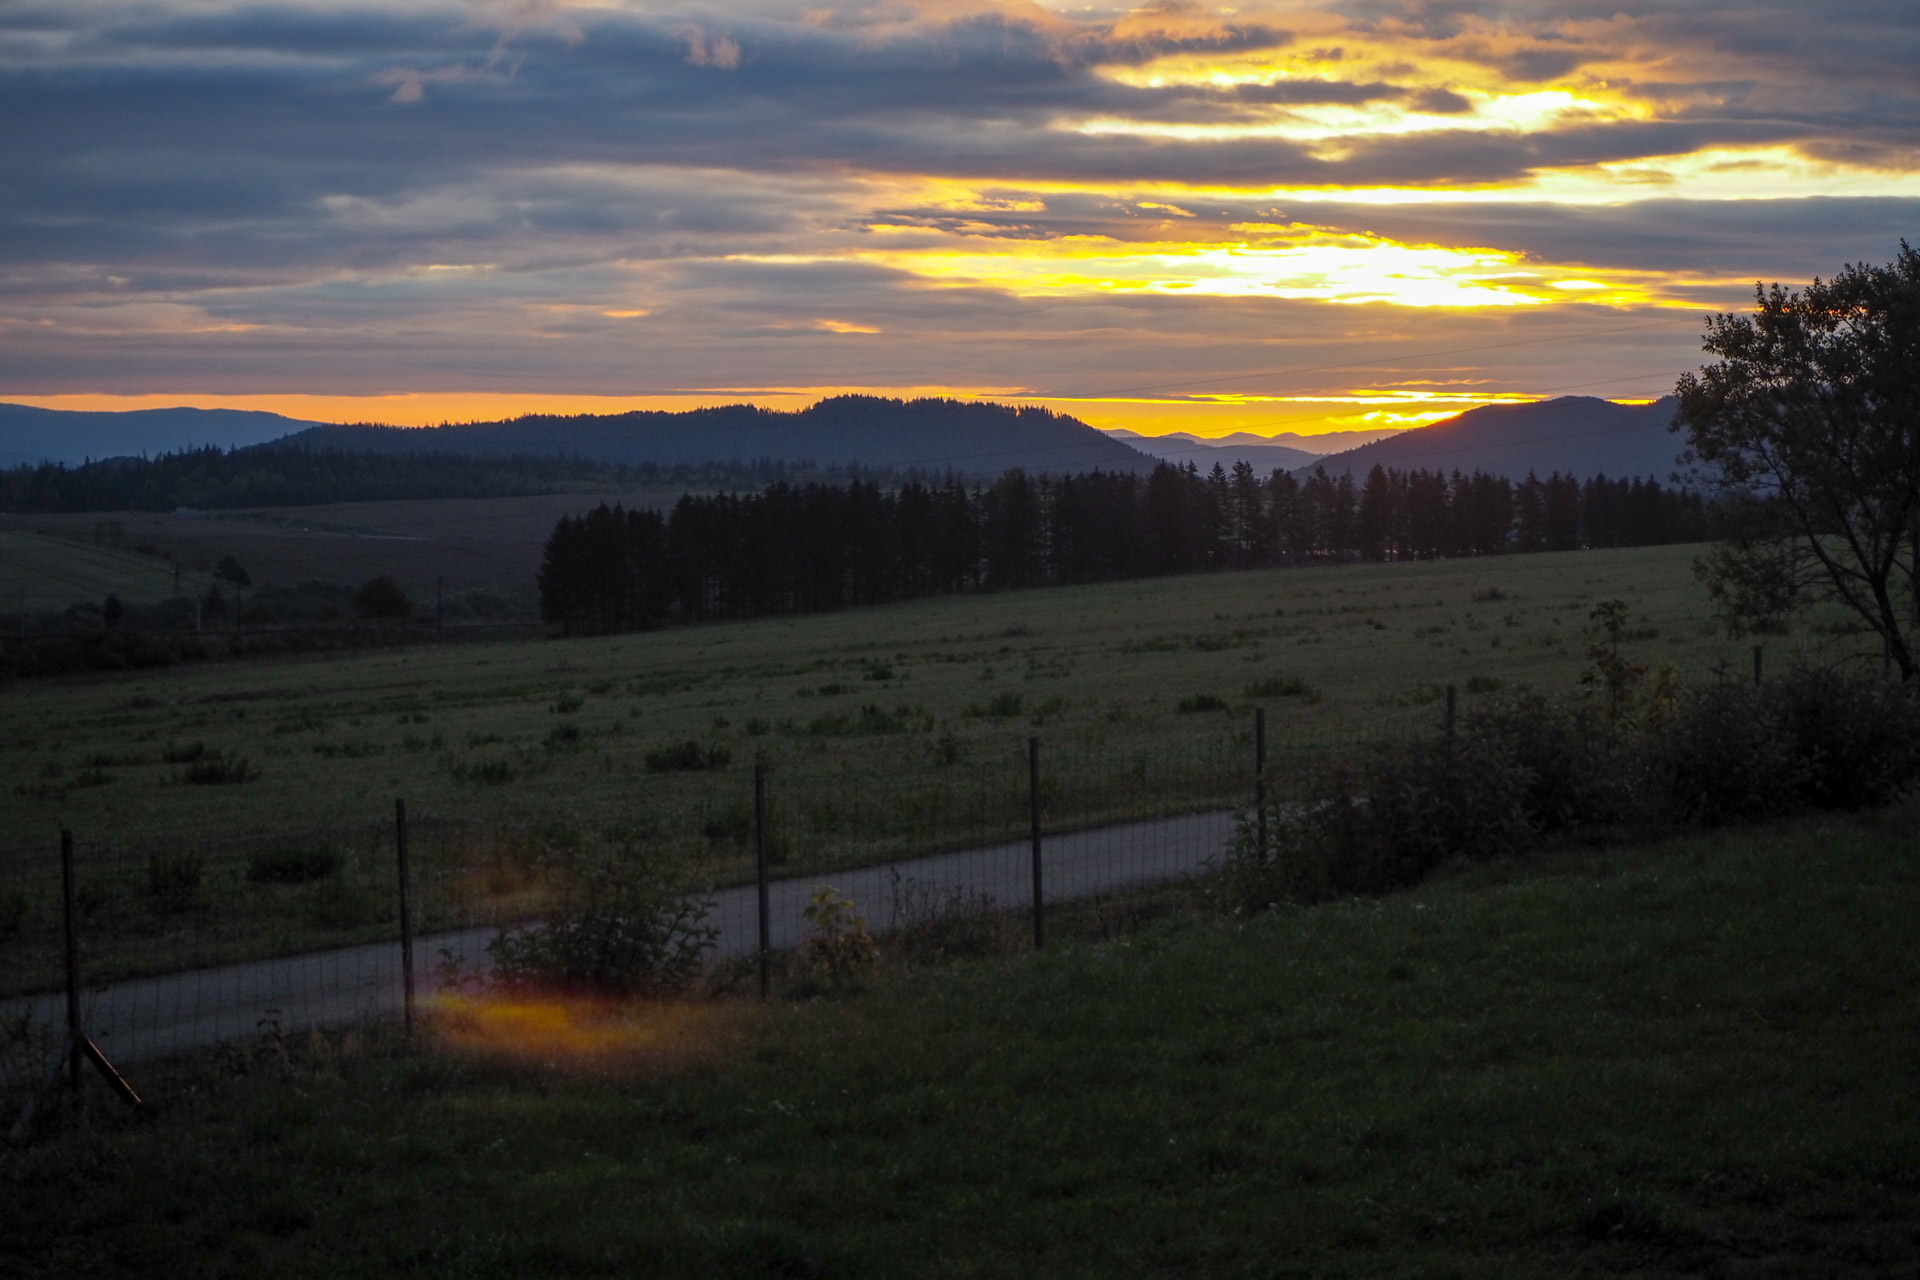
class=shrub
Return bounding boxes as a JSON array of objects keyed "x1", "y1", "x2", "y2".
[
  {"x1": 146, "y1": 850, "x2": 204, "y2": 912},
  {"x1": 644, "y1": 741, "x2": 730, "y2": 773},
  {"x1": 458, "y1": 759, "x2": 515, "y2": 786},
  {"x1": 248, "y1": 846, "x2": 341, "y2": 886},
  {"x1": 796, "y1": 886, "x2": 877, "y2": 982},
  {"x1": 1176, "y1": 693, "x2": 1228, "y2": 714},
  {"x1": 1769, "y1": 667, "x2": 1920, "y2": 809},
  {"x1": 1468, "y1": 696, "x2": 1642, "y2": 833},
  {"x1": 1653, "y1": 684, "x2": 1806, "y2": 826},
  {"x1": 161, "y1": 741, "x2": 209, "y2": 764},
  {"x1": 1326, "y1": 735, "x2": 1535, "y2": 892},
  {"x1": 487, "y1": 854, "x2": 717, "y2": 996},
  {"x1": 182, "y1": 755, "x2": 258, "y2": 785},
  {"x1": 1244, "y1": 676, "x2": 1317, "y2": 700},
  {"x1": 882, "y1": 871, "x2": 1007, "y2": 962},
  {"x1": 353, "y1": 575, "x2": 412, "y2": 621}
]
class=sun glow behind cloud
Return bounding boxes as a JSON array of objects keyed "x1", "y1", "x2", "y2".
[{"x1": 3, "y1": 0, "x2": 1918, "y2": 443}]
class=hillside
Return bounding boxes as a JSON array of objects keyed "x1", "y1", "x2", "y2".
[
  {"x1": 1302, "y1": 396, "x2": 1684, "y2": 481},
  {"x1": 293, "y1": 396, "x2": 1152, "y2": 474},
  {"x1": 0, "y1": 404, "x2": 322, "y2": 468},
  {"x1": 1106, "y1": 432, "x2": 1319, "y2": 473}
]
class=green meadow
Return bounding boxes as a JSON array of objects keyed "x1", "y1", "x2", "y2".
[
  {"x1": 3, "y1": 541, "x2": 1874, "y2": 992},
  {"x1": 2, "y1": 542, "x2": 1815, "y2": 852}
]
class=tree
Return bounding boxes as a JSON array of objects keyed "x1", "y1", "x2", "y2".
[
  {"x1": 213, "y1": 556, "x2": 251, "y2": 589},
  {"x1": 354, "y1": 574, "x2": 412, "y2": 621},
  {"x1": 1675, "y1": 245, "x2": 1920, "y2": 678}
]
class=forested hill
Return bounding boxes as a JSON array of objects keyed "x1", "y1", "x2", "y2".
[
  {"x1": 289, "y1": 396, "x2": 1152, "y2": 473},
  {"x1": 1306, "y1": 397, "x2": 1684, "y2": 482},
  {"x1": 0, "y1": 403, "x2": 321, "y2": 468},
  {"x1": 0, "y1": 447, "x2": 829, "y2": 513}
]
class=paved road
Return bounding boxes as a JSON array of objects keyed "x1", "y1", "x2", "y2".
[{"x1": 3, "y1": 809, "x2": 1235, "y2": 1066}]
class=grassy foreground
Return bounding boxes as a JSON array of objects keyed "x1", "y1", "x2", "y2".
[{"x1": 7, "y1": 806, "x2": 1920, "y2": 1277}]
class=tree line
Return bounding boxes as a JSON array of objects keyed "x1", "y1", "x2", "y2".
[
  {"x1": 0, "y1": 444, "x2": 883, "y2": 513},
  {"x1": 538, "y1": 462, "x2": 1712, "y2": 633}
]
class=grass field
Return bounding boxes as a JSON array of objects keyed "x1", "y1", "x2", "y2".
[
  {"x1": 0, "y1": 542, "x2": 1863, "y2": 851},
  {"x1": 0, "y1": 528, "x2": 183, "y2": 612},
  {"x1": 6, "y1": 804, "x2": 1917, "y2": 1277},
  {"x1": 4, "y1": 489, "x2": 686, "y2": 613},
  {"x1": 0, "y1": 541, "x2": 1877, "y2": 994}
]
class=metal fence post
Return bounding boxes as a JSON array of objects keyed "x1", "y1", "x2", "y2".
[
  {"x1": 395, "y1": 799, "x2": 414, "y2": 1035},
  {"x1": 60, "y1": 829, "x2": 80, "y2": 1094},
  {"x1": 1445, "y1": 683, "x2": 1458, "y2": 742},
  {"x1": 1753, "y1": 645, "x2": 1763, "y2": 687},
  {"x1": 1029, "y1": 736, "x2": 1044, "y2": 951},
  {"x1": 1254, "y1": 707, "x2": 1268, "y2": 862},
  {"x1": 755, "y1": 761, "x2": 770, "y2": 998}
]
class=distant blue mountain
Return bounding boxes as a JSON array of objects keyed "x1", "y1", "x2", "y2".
[
  {"x1": 1300, "y1": 396, "x2": 1685, "y2": 483},
  {"x1": 0, "y1": 403, "x2": 319, "y2": 468}
]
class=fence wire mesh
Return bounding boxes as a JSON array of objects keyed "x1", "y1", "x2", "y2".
[{"x1": 0, "y1": 701, "x2": 1446, "y2": 1085}]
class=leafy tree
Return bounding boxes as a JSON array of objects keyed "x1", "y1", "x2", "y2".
[
  {"x1": 1675, "y1": 245, "x2": 1920, "y2": 678},
  {"x1": 213, "y1": 556, "x2": 251, "y2": 588}
]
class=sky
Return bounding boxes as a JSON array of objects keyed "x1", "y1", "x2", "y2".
[{"x1": 1, "y1": 0, "x2": 1916, "y2": 439}]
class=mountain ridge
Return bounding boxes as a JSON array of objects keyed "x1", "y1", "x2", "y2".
[
  {"x1": 1297, "y1": 396, "x2": 1686, "y2": 483},
  {"x1": 291, "y1": 395, "x2": 1154, "y2": 474}
]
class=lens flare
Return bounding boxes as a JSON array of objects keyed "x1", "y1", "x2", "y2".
[{"x1": 429, "y1": 991, "x2": 737, "y2": 1072}]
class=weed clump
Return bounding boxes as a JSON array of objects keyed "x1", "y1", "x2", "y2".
[
  {"x1": 1244, "y1": 676, "x2": 1318, "y2": 701},
  {"x1": 181, "y1": 753, "x2": 259, "y2": 785},
  {"x1": 247, "y1": 847, "x2": 341, "y2": 886},
  {"x1": 644, "y1": 741, "x2": 731, "y2": 773},
  {"x1": 1176, "y1": 694, "x2": 1228, "y2": 714},
  {"x1": 146, "y1": 849, "x2": 205, "y2": 912}
]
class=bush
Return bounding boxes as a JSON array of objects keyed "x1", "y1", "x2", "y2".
[
  {"x1": 644, "y1": 741, "x2": 730, "y2": 773},
  {"x1": 1653, "y1": 684, "x2": 1807, "y2": 826},
  {"x1": 146, "y1": 850, "x2": 204, "y2": 912},
  {"x1": 1244, "y1": 676, "x2": 1317, "y2": 700},
  {"x1": 248, "y1": 846, "x2": 341, "y2": 886},
  {"x1": 353, "y1": 575, "x2": 412, "y2": 621},
  {"x1": 487, "y1": 854, "x2": 717, "y2": 996},
  {"x1": 182, "y1": 754, "x2": 258, "y2": 785},
  {"x1": 1468, "y1": 696, "x2": 1642, "y2": 833},
  {"x1": 1769, "y1": 667, "x2": 1920, "y2": 809},
  {"x1": 796, "y1": 886, "x2": 878, "y2": 983},
  {"x1": 1215, "y1": 735, "x2": 1535, "y2": 906},
  {"x1": 1176, "y1": 693, "x2": 1228, "y2": 714}
]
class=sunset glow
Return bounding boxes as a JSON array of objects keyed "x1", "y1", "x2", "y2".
[{"x1": 2, "y1": 1, "x2": 1914, "y2": 440}]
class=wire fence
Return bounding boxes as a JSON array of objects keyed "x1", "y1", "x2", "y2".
[{"x1": 0, "y1": 700, "x2": 1445, "y2": 1102}]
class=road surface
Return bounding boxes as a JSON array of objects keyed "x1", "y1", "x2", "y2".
[{"x1": 3, "y1": 808, "x2": 1236, "y2": 1065}]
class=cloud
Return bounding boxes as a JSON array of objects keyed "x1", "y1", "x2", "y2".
[
  {"x1": 1, "y1": 0, "x2": 1918, "y2": 425},
  {"x1": 685, "y1": 26, "x2": 741, "y2": 69}
]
